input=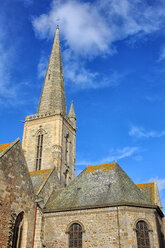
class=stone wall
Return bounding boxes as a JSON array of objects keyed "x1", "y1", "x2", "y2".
[
  {"x1": 22, "y1": 114, "x2": 76, "y2": 186},
  {"x1": 43, "y1": 206, "x2": 164, "y2": 248},
  {"x1": 0, "y1": 139, "x2": 35, "y2": 248}
]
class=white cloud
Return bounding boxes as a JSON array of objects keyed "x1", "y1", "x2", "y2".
[
  {"x1": 38, "y1": 47, "x2": 126, "y2": 90},
  {"x1": 129, "y1": 125, "x2": 165, "y2": 138},
  {"x1": 63, "y1": 49, "x2": 125, "y2": 90},
  {"x1": 32, "y1": 0, "x2": 165, "y2": 56},
  {"x1": 32, "y1": 0, "x2": 111, "y2": 56},
  {"x1": 157, "y1": 178, "x2": 165, "y2": 192},
  {"x1": 149, "y1": 177, "x2": 165, "y2": 192},
  {"x1": 32, "y1": 0, "x2": 165, "y2": 90},
  {"x1": 76, "y1": 146, "x2": 138, "y2": 166}
]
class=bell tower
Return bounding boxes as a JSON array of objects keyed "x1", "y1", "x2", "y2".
[{"x1": 22, "y1": 26, "x2": 76, "y2": 186}]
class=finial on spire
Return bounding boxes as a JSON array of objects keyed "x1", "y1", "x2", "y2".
[{"x1": 56, "y1": 18, "x2": 60, "y2": 30}]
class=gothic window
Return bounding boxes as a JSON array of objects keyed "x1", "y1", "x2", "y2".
[
  {"x1": 65, "y1": 134, "x2": 69, "y2": 164},
  {"x1": 36, "y1": 134, "x2": 43, "y2": 170},
  {"x1": 65, "y1": 170, "x2": 69, "y2": 186},
  {"x1": 69, "y1": 223, "x2": 82, "y2": 248},
  {"x1": 136, "y1": 221, "x2": 150, "y2": 248},
  {"x1": 48, "y1": 74, "x2": 51, "y2": 80},
  {"x1": 12, "y1": 212, "x2": 24, "y2": 248}
]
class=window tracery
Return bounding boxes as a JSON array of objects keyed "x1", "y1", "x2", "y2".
[
  {"x1": 136, "y1": 221, "x2": 150, "y2": 248},
  {"x1": 69, "y1": 223, "x2": 82, "y2": 248},
  {"x1": 36, "y1": 134, "x2": 43, "y2": 170}
]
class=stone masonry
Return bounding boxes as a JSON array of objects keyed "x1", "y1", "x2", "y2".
[
  {"x1": 43, "y1": 206, "x2": 163, "y2": 248},
  {"x1": 22, "y1": 26, "x2": 76, "y2": 187},
  {"x1": 0, "y1": 139, "x2": 35, "y2": 248}
]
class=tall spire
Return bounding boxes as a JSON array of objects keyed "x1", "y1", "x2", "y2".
[{"x1": 37, "y1": 26, "x2": 67, "y2": 116}]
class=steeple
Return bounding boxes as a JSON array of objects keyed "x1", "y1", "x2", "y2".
[
  {"x1": 68, "y1": 100, "x2": 76, "y2": 128},
  {"x1": 37, "y1": 26, "x2": 67, "y2": 116},
  {"x1": 23, "y1": 26, "x2": 76, "y2": 183}
]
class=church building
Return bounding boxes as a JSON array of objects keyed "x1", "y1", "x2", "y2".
[{"x1": 0, "y1": 26, "x2": 164, "y2": 248}]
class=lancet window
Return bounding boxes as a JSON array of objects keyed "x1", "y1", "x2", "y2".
[
  {"x1": 136, "y1": 221, "x2": 150, "y2": 248},
  {"x1": 65, "y1": 170, "x2": 69, "y2": 186},
  {"x1": 36, "y1": 134, "x2": 43, "y2": 170},
  {"x1": 12, "y1": 212, "x2": 24, "y2": 248},
  {"x1": 65, "y1": 134, "x2": 69, "y2": 164}
]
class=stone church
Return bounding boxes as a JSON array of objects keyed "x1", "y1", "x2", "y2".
[{"x1": 0, "y1": 26, "x2": 164, "y2": 248}]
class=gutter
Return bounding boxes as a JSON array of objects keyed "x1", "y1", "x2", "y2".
[
  {"x1": 116, "y1": 206, "x2": 121, "y2": 248},
  {"x1": 32, "y1": 202, "x2": 37, "y2": 248},
  {"x1": 43, "y1": 202, "x2": 162, "y2": 214},
  {"x1": 32, "y1": 198, "x2": 44, "y2": 248}
]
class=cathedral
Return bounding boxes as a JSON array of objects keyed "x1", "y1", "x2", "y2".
[{"x1": 0, "y1": 26, "x2": 164, "y2": 248}]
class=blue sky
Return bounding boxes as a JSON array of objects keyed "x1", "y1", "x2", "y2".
[{"x1": 0, "y1": 0, "x2": 165, "y2": 209}]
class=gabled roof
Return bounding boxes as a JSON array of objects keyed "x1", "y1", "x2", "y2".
[
  {"x1": 136, "y1": 182, "x2": 154, "y2": 205},
  {"x1": 45, "y1": 163, "x2": 151, "y2": 211},
  {"x1": 0, "y1": 142, "x2": 12, "y2": 155},
  {"x1": 137, "y1": 182, "x2": 162, "y2": 208},
  {"x1": 30, "y1": 169, "x2": 53, "y2": 194},
  {"x1": 0, "y1": 138, "x2": 35, "y2": 198}
]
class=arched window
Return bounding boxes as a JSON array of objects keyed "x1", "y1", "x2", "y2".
[
  {"x1": 69, "y1": 223, "x2": 82, "y2": 248},
  {"x1": 36, "y1": 134, "x2": 43, "y2": 170},
  {"x1": 136, "y1": 221, "x2": 150, "y2": 248},
  {"x1": 12, "y1": 212, "x2": 24, "y2": 248},
  {"x1": 65, "y1": 170, "x2": 69, "y2": 186}
]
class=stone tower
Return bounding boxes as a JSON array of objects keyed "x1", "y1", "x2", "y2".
[{"x1": 22, "y1": 26, "x2": 76, "y2": 186}]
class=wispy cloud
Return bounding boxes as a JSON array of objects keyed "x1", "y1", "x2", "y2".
[
  {"x1": 0, "y1": 15, "x2": 32, "y2": 107},
  {"x1": 38, "y1": 48, "x2": 126, "y2": 90},
  {"x1": 76, "y1": 146, "x2": 138, "y2": 166},
  {"x1": 33, "y1": 0, "x2": 165, "y2": 56},
  {"x1": 129, "y1": 125, "x2": 165, "y2": 138},
  {"x1": 0, "y1": 27, "x2": 18, "y2": 105},
  {"x1": 38, "y1": 55, "x2": 48, "y2": 79},
  {"x1": 148, "y1": 176, "x2": 165, "y2": 209},
  {"x1": 158, "y1": 45, "x2": 165, "y2": 62},
  {"x1": 32, "y1": 0, "x2": 165, "y2": 90},
  {"x1": 149, "y1": 177, "x2": 165, "y2": 192}
]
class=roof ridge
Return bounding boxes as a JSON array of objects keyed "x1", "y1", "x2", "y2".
[
  {"x1": 0, "y1": 138, "x2": 20, "y2": 158},
  {"x1": 29, "y1": 168, "x2": 52, "y2": 175},
  {"x1": 36, "y1": 167, "x2": 56, "y2": 195}
]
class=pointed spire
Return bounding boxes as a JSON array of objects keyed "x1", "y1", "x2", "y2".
[
  {"x1": 37, "y1": 26, "x2": 67, "y2": 116},
  {"x1": 68, "y1": 101, "x2": 76, "y2": 127}
]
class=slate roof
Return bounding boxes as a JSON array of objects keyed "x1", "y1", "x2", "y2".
[
  {"x1": 0, "y1": 142, "x2": 12, "y2": 155},
  {"x1": 45, "y1": 163, "x2": 152, "y2": 211},
  {"x1": 29, "y1": 169, "x2": 52, "y2": 194},
  {"x1": 136, "y1": 182, "x2": 155, "y2": 205}
]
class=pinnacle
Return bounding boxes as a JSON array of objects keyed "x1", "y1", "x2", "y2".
[{"x1": 68, "y1": 100, "x2": 76, "y2": 119}]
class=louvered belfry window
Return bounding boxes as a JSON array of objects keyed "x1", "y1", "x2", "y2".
[
  {"x1": 69, "y1": 223, "x2": 82, "y2": 248},
  {"x1": 136, "y1": 221, "x2": 150, "y2": 248},
  {"x1": 36, "y1": 134, "x2": 43, "y2": 170}
]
